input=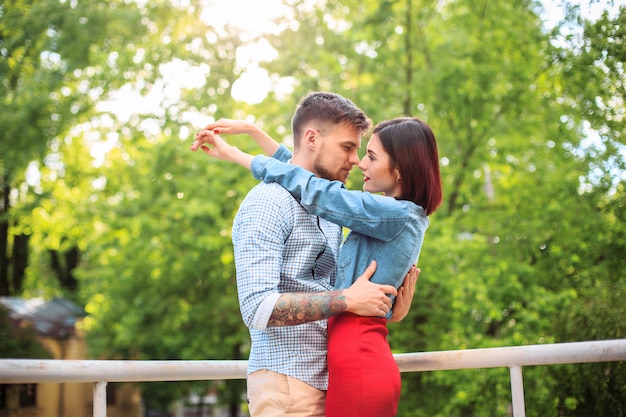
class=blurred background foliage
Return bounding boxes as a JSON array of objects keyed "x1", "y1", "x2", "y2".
[{"x1": 1, "y1": 0, "x2": 624, "y2": 415}]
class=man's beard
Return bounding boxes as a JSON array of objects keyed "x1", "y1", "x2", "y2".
[{"x1": 313, "y1": 155, "x2": 344, "y2": 182}]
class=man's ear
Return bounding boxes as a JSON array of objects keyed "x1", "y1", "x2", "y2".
[{"x1": 302, "y1": 128, "x2": 318, "y2": 150}]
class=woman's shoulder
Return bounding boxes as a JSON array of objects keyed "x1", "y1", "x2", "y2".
[
  {"x1": 407, "y1": 201, "x2": 428, "y2": 217},
  {"x1": 359, "y1": 192, "x2": 427, "y2": 218}
]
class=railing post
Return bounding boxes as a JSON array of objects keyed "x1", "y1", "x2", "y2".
[
  {"x1": 93, "y1": 381, "x2": 108, "y2": 417},
  {"x1": 509, "y1": 365, "x2": 525, "y2": 417}
]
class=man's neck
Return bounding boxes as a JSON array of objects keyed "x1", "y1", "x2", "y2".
[{"x1": 290, "y1": 153, "x2": 317, "y2": 176}]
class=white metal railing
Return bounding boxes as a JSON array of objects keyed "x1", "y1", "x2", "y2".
[{"x1": 1, "y1": 339, "x2": 625, "y2": 417}]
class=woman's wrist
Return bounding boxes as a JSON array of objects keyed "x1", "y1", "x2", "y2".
[{"x1": 230, "y1": 147, "x2": 253, "y2": 170}]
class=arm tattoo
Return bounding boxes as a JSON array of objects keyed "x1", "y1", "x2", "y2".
[{"x1": 267, "y1": 291, "x2": 347, "y2": 327}]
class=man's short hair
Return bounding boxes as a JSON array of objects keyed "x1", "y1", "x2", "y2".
[{"x1": 291, "y1": 92, "x2": 371, "y2": 147}]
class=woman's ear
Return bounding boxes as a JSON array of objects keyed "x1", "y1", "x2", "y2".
[{"x1": 394, "y1": 168, "x2": 402, "y2": 183}]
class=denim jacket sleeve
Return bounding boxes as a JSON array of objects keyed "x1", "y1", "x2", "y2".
[
  {"x1": 271, "y1": 144, "x2": 292, "y2": 162},
  {"x1": 251, "y1": 155, "x2": 421, "y2": 242}
]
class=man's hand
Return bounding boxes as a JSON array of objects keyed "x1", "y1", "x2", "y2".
[
  {"x1": 343, "y1": 261, "x2": 397, "y2": 317},
  {"x1": 389, "y1": 266, "x2": 420, "y2": 323}
]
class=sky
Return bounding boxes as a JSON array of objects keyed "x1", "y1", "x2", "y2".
[{"x1": 203, "y1": 0, "x2": 290, "y2": 35}]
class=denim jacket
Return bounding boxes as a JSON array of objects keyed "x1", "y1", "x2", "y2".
[{"x1": 251, "y1": 148, "x2": 429, "y2": 315}]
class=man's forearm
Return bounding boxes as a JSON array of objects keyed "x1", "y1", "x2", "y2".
[{"x1": 267, "y1": 291, "x2": 347, "y2": 327}]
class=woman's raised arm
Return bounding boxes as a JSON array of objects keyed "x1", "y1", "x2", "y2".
[
  {"x1": 199, "y1": 118, "x2": 280, "y2": 156},
  {"x1": 190, "y1": 129, "x2": 254, "y2": 170}
]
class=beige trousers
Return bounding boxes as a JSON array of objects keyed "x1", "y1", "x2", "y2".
[{"x1": 247, "y1": 369, "x2": 326, "y2": 417}]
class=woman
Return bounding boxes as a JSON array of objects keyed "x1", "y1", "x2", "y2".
[{"x1": 191, "y1": 117, "x2": 443, "y2": 417}]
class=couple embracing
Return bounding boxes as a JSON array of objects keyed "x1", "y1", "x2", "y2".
[{"x1": 190, "y1": 91, "x2": 442, "y2": 417}]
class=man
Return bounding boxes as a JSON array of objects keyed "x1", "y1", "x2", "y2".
[{"x1": 192, "y1": 92, "x2": 413, "y2": 417}]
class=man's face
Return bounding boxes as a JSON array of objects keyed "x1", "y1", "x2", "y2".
[{"x1": 312, "y1": 124, "x2": 362, "y2": 183}]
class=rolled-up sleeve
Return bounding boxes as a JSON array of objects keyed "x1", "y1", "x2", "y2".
[
  {"x1": 232, "y1": 184, "x2": 294, "y2": 329},
  {"x1": 251, "y1": 293, "x2": 281, "y2": 330}
]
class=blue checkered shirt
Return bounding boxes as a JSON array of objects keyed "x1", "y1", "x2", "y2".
[{"x1": 232, "y1": 148, "x2": 342, "y2": 390}]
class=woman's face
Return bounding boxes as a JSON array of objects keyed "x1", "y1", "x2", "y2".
[{"x1": 358, "y1": 134, "x2": 402, "y2": 197}]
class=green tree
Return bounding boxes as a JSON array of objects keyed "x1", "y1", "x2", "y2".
[
  {"x1": 74, "y1": 126, "x2": 256, "y2": 412},
  {"x1": 5, "y1": 0, "x2": 624, "y2": 415},
  {"x1": 0, "y1": 305, "x2": 52, "y2": 358},
  {"x1": 1, "y1": 0, "x2": 188, "y2": 296},
  {"x1": 1, "y1": 0, "x2": 254, "y2": 413},
  {"x1": 547, "y1": 8, "x2": 626, "y2": 416}
]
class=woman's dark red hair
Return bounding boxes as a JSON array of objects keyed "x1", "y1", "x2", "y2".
[{"x1": 373, "y1": 117, "x2": 443, "y2": 215}]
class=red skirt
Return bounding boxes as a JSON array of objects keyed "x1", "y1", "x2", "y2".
[{"x1": 325, "y1": 313, "x2": 401, "y2": 417}]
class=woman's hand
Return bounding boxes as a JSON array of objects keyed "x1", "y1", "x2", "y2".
[
  {"x1": 190, "y1": 129, "x2": 254, "y2": 170},
  {"x1": 200, "y1": 118, "x2": 280, "y2": 156},
  {"x1": 388, "y1": 266, "x2": 420, "y2": 323},
  {"x1": 201, "y1": 118, "x2": 257, "y2": 136},
  {"x1": 190, "y1": 129, "x2": 232, "y2": 158}
]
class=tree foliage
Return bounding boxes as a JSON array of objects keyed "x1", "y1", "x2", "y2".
[
  {"x1": 259, "y1": 1, "x2": 626, "y2": 415},
  {"x1": 0, "y1": 305, "x2": 53, "y2": 358},
  {"x1": 2, "y1": 0, "x2": 625, "y2": 415},
  {"x1": 1, "y1": 0, "x2": 253, "y2": 412}
]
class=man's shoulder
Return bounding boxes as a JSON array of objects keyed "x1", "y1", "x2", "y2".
[
  {"x1": 233, "y1": 183, "x2": 303, "y2": 240},
  {"x1": 234, "y1": 183, "x2": 301, "y2": 227},
  {"x1": 241, "y1": 182, "x2": 298, "y2": 207}
]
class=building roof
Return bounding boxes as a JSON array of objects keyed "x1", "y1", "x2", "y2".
[{"x1": 0, "y1": 296, "x2": 85, "y2": 339}]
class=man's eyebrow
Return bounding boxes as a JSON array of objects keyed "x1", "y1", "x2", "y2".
[{"x1": 341, "y1": 141, "x2": 359, "y2": 148}]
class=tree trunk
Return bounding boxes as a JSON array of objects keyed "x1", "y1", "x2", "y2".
[
  {"x1": 49, "y1": 244, "x2": 80, "y2": 292},
  {"x1": 11, "y1": 233, "x2": 29, "y2": 294}
]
